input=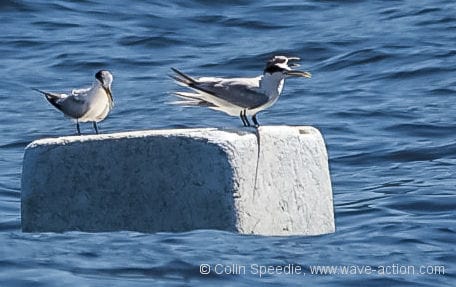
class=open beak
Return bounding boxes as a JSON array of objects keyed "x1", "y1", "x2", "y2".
[
  {"x1": 287, "y1": 57, "x2": 301, "y2": 68},
  {"x1": 287, "y1": 57, "x2": 301, "y2": 61},
  {"x1": 286, "y1": 70, "x2": 312, "y2": 78}
]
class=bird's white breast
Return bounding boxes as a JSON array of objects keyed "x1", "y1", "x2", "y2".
[
  {"x1": 78, "y1": 86, "x2": 111, "y2": 122},
  {"x1": 248, "y1": 73, "x2": 285, "y2": 115}
]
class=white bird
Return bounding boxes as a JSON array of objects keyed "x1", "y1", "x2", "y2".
[
  {"x1": 34, "y1": 70, "x2": 114, "y2": 135},
  {"x1": 171, "y1": 56, "x2": 311, "y2": 126}
]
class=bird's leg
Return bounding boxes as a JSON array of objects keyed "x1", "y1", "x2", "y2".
[
  {"x1": 243, "y1": 110, "x2": 251, "y2": 127},
  {"x1": 240, "y1": 111, "x2": 247, "y2": 127},
  {"x1": 252, "y1": 114, "x2": 260, "y2": 127},
  {"x1": 93, "y1": 122, "x2": 99, "y2": 134},
  {"x1": 76, "y1": 120, "x2": 81, "y2": 135}
]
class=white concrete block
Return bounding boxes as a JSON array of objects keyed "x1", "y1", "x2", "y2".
[{"x1": 21, "y1": 126, "x2": 335, "y2": 235}]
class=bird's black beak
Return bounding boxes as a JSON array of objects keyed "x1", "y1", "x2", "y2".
[
  {"x1": 103, "y1": 86, "x2": 113, "y2": 104},
  {"x1": 285, "y1": 70, "x2": 312, "y2": 78}
]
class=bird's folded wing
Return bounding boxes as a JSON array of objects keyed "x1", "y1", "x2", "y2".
[
  {"x1": 58, "y1": 95, "x2": 89, "y2": 118},
  {"x1": 43, "y1": 91, "x2": 69, "y2": 104},
  {"x1": 195, "y1": 80, "x2": 269, "y2": 109},
  {"x1": 71, "y1": 87, "x2": 91, "y2": 102}
]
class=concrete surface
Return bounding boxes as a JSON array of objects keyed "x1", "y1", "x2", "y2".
[{"x1": 21, "y1": 126, "x2": 335, "y2": 235}]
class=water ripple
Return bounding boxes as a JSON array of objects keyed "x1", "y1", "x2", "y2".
[
  {"x1": 0, "y1": 0, "x2": 454, "y2": 286},
  {"x1": 117, "y1": 35, "x2": 186, "y2": 48}
]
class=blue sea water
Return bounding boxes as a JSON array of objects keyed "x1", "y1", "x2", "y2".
[{"x1": 0, "y1": 0, "x2": 455, "y2": 286}]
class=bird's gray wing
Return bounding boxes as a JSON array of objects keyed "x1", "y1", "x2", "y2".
[
  {"x1": 34, "y1": 88, "x2": 89, "y2": 118},
  {"x1": 58, "y1": 95, "x2": 90, "y2": 118},
  {"x1": 71, "y1": 87, "x2": 91, "y2": 96},
  {"x1": 170, "y1": 68, "x2": 269, "y2": 109},
  {"x1": 195, "y1": 79, "x2": 269, "y2": 109}
]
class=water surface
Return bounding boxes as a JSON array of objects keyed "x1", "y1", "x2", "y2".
[{"x1": 0, "y1": 0, "x2": 455, "y2": 286}]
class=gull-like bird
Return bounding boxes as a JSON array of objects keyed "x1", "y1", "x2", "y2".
[
  {"x1": 171, "y1": 56, "x2": 311, "y2": 126},
  {"x1": 34, "y1": 70, "x2": 114, "y2": 135}
]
